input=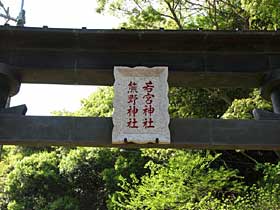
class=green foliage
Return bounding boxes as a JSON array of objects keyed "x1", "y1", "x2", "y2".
[
  {"x1": 110, "y1": 150, "x2": 244, "y2": 209},
  {"x1": 222, "y1": 89, "x2": 272, "y2": 119},
  {"x1": 78, "y1": 87, "x2": 114, "y2": 117},
  {"x1": 59, "y1": 147, "x2": 116, "y2": 209},
  {"x1": 96, "y1": 0, "x2": 280, "y2": 32},
  {"x1": 121, "y1": 5, "x2": 167, "y2": 29},
  {"x1": 241, "y1": 0, "x2": 280, "y2": 30},
  {"x1": 4, "y1": 151, "x2": 75, "y2": 210},
  {"x1": 140, "y1": 148, "x2": 178, "y2": 163},
  {"x1": 169, "y1": 87, "x2": 226, "y2": 118},
  {"x1": 2, "y1": 147, "x2": 147, "y2": 209},
  {"x1": 0, "y1": 147, "x2": 26, "y2": 209},
  {"x1": 224, "y1": 162, "x2": 280, "y2": 209},
  {"x1": 7, "y1": 196, "x2": 79, "y2": 210},
  {"x1": 96, "y1": 0, "x2": 280, "y2": 30},
  {"x1": 96, "y1": 0, "x2": 182, "y2": 29},
  {"x1": 43, "y1": 196, "x2": 79, "y2": 210},
  {"x1": 192, "y1": 0, "x2": 250, "y2": 30},
  {"x1": 169, "y1": 87, "x2": 250, "y2": 118}
]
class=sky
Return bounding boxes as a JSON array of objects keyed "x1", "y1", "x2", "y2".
[{"x1": 0, "y1": 0, "x2": 120, "y2": 115}]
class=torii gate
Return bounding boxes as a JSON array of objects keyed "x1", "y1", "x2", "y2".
[{"x1": 0, "y1": 25, "x2": 280, "y2": 149}]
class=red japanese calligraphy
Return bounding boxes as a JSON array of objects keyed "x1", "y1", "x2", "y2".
[
  {"x1": 143, "y1": 104, "x2": 155, "y2": 116},
  {"x1": 143, "y1": 118, "x2": 155, "y2": 128},
  {"x1": 127, "y1": 81, "x2": 138, "y2": 128},
  {"x1": 143, "y1": 92, "x2": 154, "y2": 104},
  {"x1": 127, "y1": 105, "x2": 138, "y2": 117},
  {"x1": 142, "y1": 81, "x2": 155, "y2": 129},
  {"x1": 128, "y1": 94, "x2": 138, "y2": 105},
  {"x1": 128, "y1": 81, "x2": 138, "y2": 93},
  {"x1": 127, "y1": 118, "x2": 138, "y2": 128},
  {"x1": 142, "y1": 81, "x2": 154, "y2": 93}
]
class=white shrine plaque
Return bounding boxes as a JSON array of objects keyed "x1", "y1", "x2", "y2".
[{"x1": 112, "y1": 66, "x2": 170, "y2": 144}]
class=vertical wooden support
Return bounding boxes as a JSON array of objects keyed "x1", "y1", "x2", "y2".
[
  {"x1": 254, "y1": 70, "x2": 280, "y2": 120},
  {"x1": 0, "y1": 63, "x2": 22, "y2": 160}
]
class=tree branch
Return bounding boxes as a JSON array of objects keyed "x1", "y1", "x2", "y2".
[
  {"x1": 218, "y1": 0, "x2": 248, "y2": 21},
  {"x1": 164, "y1": 0, "x2": 183, "y2": 29},
  {"x1": 155, "y1": 10, "x2": 175, "y2": 20},
  {"x1": 240, "y1": 151, "x2": 259, "y2": 165},
  {"x1": 213, "y1": 0, "x2": 219, "y2": 29},
  {"x1": 0, "y1": 1, "x2": 17, "y2": 23},
  {"x1": 133, "y1": 0, "x2": 143, "y2": 10},
  {"x1": 205, "y1": 0, "x2": 220, "y2": 29},
  {"x1": 185, "y1": 0, "x2": 207, "y2": 9}
]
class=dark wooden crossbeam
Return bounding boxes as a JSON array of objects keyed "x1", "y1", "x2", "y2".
[
  {"x1": 1, "y1": 26, "x2": 280, "y2": 87},
  {"x1": 0, "y1": 115, "x2": 279, "y2": 150}
]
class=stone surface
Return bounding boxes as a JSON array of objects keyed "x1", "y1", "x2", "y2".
[{"x1": 112, "y1": 66, "x2": 170, "y2": 144}]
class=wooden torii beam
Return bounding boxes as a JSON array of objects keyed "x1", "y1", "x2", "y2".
[
  {"x1": 0, "y1": 116, "x2": 280, "y2": 150},
  {"x1": 1, "y1": 26, "x2": 280, "y2": 88},
  {"x1": 0, "y1": 25, "x2": 280, "y2": 149}
]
